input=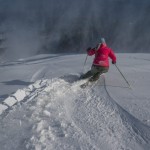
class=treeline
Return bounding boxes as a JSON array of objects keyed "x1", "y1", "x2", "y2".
[{"x1": 0, "y1": 0, "x2": 150, "y2": 54}]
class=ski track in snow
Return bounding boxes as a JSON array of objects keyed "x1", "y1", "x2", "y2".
[
  {"x1": 30, "y1": 66, "x2": 47, "y2": 82},
  {"x1": 0, "y1": 74, "x2": 150, "y2": 150}
]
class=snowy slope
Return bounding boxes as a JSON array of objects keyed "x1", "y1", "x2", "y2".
[{"x1": 0, "y1": 54, "x2": 150, "y2": 150}]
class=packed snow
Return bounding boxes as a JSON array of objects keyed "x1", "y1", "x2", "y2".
[{"x1": 0, "y1": 53, "x2": 150, "y2": 150}]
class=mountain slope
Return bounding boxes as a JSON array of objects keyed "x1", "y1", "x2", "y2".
[
  {"x1": 0, "y1": 74, "x2": 150, "y2": 150},
  {"x1": 0, "y1": 54, "x2": 150, "y2": 150}
]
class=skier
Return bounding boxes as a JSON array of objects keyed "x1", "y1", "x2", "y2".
[{"x1": 80, "y1": 38, "x2": 117, "y2": 82}]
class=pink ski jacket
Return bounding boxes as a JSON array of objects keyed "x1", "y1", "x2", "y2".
[{"x1": 87, "y1": 44, "x2": 116, "y2": 67}]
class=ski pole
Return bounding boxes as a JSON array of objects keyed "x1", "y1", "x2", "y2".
[
  {"x1": 115, "y1": 64, "x2": 131, "y2": 89},
  {"x1": 82, "y1": 54, "x2": 88, "y2": 73}
]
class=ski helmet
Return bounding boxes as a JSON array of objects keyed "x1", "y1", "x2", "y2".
[
  {"x1": 101, "y1": 38, "x2": 107, "y2": 46},
  {"x1": 101, "y1": 38, "x2": 106, "y2": 44}
]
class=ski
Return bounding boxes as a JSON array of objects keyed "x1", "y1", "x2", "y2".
[
  {"x1": 80, "y1": 80, "x2": 90, "y2": 88},
  {"x1": 80, "y1": 74, "x2": 104, "y2": 89},
  {"x1": 80, "y1": 79, "x2": 98, "y2": 89}
]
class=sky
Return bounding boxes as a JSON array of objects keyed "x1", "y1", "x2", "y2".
[{"x1": 0, "y1": 0, "x2": 150, "y2": 60}]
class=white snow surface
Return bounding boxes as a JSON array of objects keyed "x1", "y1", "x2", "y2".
[{"x1": 0, "y1": 53, "x2": 150, "y2": 150}]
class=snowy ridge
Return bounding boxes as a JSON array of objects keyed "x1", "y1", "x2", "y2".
[
  {"x1": 0, "y1": 79, "x2": 49, "y2": 115},
  {"x1": 0, "y1": 75, "x2": 150, "y2": 150},
  {"x1": 70, "y1": 76, "x2": 150, "y2": 150}
]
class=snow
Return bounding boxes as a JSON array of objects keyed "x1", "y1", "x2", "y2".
[
  {"x1": 3, "y1": 96, "x2": 17, "y2": 107},
  {"x1": 0, "y1": 53, "x2": 150, "y2": 150},
  {"x1": 0, "y1": 104, "x2": 8, "y2": 114}
]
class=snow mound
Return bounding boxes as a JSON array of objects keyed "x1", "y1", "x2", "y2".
[
  {"x1": 0, "y1": 104, "x2": 8, "y2": 114},
  {"x1": 0, "y1": 75, "x2": 150, "y2": 150},
  {"x1": 0, "y1": 79, "x2": 49, "y2": 115},
  {"x1": 71, "y1": 76, "x2": 150, "y2": 150}
]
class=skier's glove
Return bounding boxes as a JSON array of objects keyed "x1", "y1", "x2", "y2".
[
  {"x1": 86, "y1": 47, "x2": 91, "y2": 52},
  {"x1": 112, "y1": 61, "x2": 116, "y2": 64}
]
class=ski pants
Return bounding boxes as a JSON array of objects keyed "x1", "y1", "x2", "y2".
[{"x1": 81, "y1": 65, "x2": 109, "y2": 81}]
